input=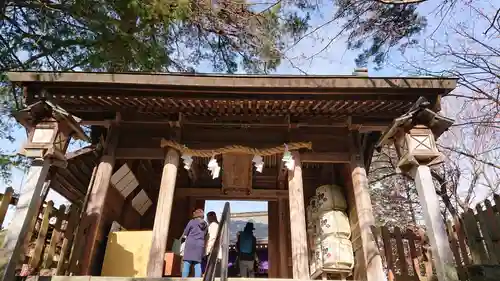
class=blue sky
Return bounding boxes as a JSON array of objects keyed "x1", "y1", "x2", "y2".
[
  {"x1": 205, "y1": 201, "x2": 268, "y2": 219},
  {"x1": 1, "y1": 0, "x2": 498, "y2": 225}
]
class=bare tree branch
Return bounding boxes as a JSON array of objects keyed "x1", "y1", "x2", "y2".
[{"x1": 375, "y1": 0, "x2": 428, "y2": 4}]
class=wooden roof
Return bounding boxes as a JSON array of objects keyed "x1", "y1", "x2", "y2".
[
  {"x1": 50, "y1": 146, "x2": 100, "y2": 205},
  {"x1": 7, "y1": 71, "x2": 457, "y2": 92},
  {"x1": 7, "y1": 71, "x2": 457, "y2": 126}
]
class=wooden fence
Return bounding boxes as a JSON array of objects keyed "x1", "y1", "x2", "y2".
[
  {"x1": 18, "y1": 200, "x2": 80, "y2": 276},
  {"x1": 0, "y1": 187, "x2": 17, "y2": 229},
  {"x1": 375, "y1": 194, "x2": 500, "y2": 281},
  {"x1": 447, "y1": 194, "x2": 500, "y2": 280},
  {"x1": 1, "y1": 187, "x2": 80, "y2": 277},
  {"x1": 374, "y1": 226, "x2": 435, "y2": 281}
]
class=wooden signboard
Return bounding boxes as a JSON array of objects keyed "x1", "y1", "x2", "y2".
[{"x1": 221, "y1": 153, "x2": 253, "y2": 194}]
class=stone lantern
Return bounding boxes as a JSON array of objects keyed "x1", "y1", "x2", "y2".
[
  {"x1": 377, "y1": 97, "x2": 458, "y2": 281},
  {"x1": 14, "y1": 100, "x2": 89, "y2": 165},
  {"x1": 2, "y1": 100, "x2": 89, "y2": 281}
]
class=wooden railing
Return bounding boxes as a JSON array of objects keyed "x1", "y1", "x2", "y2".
[
  {"x1": 18, "y1": 201, "x2": 80, "y2": 276},
  {"x1": 0, "y1": 187, "x2": 17, "y2": 228},
  {"x1": 374, "y1": 226, "x2": 434, "y2": 281},
  {"x1": 1, "y1": 187, "x2": 82, "y2": 277},
  {"x1": 447, "y1": 194, "x2": 500, "y2": 280}
]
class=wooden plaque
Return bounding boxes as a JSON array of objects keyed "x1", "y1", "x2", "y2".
[{"x1": 221, "y1": 153, "x2": 253, "y2": 194}]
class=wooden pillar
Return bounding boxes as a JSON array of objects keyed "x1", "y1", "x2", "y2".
[
  {"x1": 147, "y1": 148, "x2": 180, "y2": 277},
  {"x1": 268, "y1": 201, "x2": 279, "y2": 278},
  {"x1": 349, "y1": 146, "x2": 385, "y2": 281},
  {"x1": 413, "y1": 165, "x2": 458, "y2": 281},
  {"x1": 278, "y1": 198, "x2": 289, "y2": 278},
  {"x1": 285, "y1": 200, "x2": 294, "y2": 278},
  {"x1": 76, "y1": 126, "x2": 119, "y2": 275},
  {"x1": 287, "y1": 151, "x2": 309, "y2": 279},
  {"x1": 1, "y1": 159, "x2": 51, "y2": 281}
]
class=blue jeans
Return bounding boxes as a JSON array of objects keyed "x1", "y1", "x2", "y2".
[{"x1": 182, "y1": 260, "x2": 202, "y2": 277}]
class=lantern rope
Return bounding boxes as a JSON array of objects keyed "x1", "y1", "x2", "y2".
[{"x1": 160, "y1": 139, "x2": 312, "y2": 157}]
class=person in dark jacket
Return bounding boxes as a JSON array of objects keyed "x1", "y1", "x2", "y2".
[
  {"x1": 236, "y1": 222, "x2": 258, "y2": 277},
  {"x1": 181, "y1": 209, "x2": 208, "y2": 277}
]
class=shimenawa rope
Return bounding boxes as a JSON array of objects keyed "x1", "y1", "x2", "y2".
[{"x1": 160, "y1": 139, "x2": 312, "y2": 157}]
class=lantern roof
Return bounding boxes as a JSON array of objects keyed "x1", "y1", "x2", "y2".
[
  {"x1": 13, "y1": 99, "x2": 90, "y2": 142},
  {"x1": 376, "y1": 97, "x2": 454, "y2": 148}
]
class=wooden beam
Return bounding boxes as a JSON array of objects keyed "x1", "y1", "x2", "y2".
[
  {"x1": 116, "y1": 128, "x2": 351, "y2": 151},
  {"x1": 300, "y1": 152, "x2": 349, "y2": 163},
  {"x1": 1, "y1": 159, "x2": 51, "y2": 281},
  {"x1": 65, "y1": 146, "x2": 97, "y2": 160},
  {"x1": 348, "y1": 116, "x2": 390, "y2": 132},
  {"x1": 147, "y1": 148, "x2": 180, "y2": 277},
  {"x1": 287, "y1": 151, "x2": 309, "y2": 279},
  {"x1": 174, "y1": 188, "x2": 288, "y2": 201},
  {"x1": 116, "y1": 148, "x2": 350, "y2": 163},
  {"x1": 76, "y1": 125, "x2": 119, "y2": 275},
  {"x1": 83, "y1": 115, "x2": 392, "y2": 130}
]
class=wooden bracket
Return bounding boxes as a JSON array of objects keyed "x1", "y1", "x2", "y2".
[{"x1": 349, "y1": 130, "x2": 364, "y2": 164}]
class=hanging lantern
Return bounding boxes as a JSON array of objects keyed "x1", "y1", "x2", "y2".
[
  {"x1": 377, "y1": 97, "x2": 454, "y2": 173},
  {"x1": 392, "y1": 125, "x2": 443, "y2": 172},
  {"x1": 252, "y1": 155, "x2": 264, "y2": 173},
  {"x1": 13, "y1": 100, "x2": 89, "y2": 165}
]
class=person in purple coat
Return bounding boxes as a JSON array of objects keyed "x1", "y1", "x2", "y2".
[{"x1": 181, "y1": 209, "x2": 208, "y2": 277}]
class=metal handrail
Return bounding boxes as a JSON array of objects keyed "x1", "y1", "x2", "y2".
[{"x1": 203, "y1": 202, "x2": 230, "y2": 281}]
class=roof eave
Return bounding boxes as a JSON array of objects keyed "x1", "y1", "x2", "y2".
[{"x1": 6, "y1": 71, "x2": 458, "y2": 94}]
